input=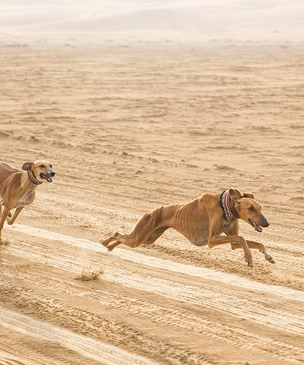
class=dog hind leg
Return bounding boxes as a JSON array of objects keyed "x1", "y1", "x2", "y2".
[
  {"x1": 101, "y1": 208, "x2": 163, "y2": 251},
  {"x1": 100, "y1": 231, "x2": 122, "y2": 246},
  {"x1": 145, "y1": 226, "x2": 170, "y2": 245},
  {"x1": 106, "y1": 240, "x2": 122, "y2": 251}
]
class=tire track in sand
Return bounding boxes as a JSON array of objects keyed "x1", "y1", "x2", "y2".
[
  {"x1": 7, "y1": 240, "x2": 304, "y2": 338},
  {"x1": 0, "y1": 305, "x2": 158, "y2": 365},
  {"x1": 9, "y1": 224, "x2": 304, "y2": 302},
  {"x1": 4, "y1": 224, "x2": 304, "y2": 364},
  {"x1": 1, "y1": 273, "x2": 303, "y2": 365}
]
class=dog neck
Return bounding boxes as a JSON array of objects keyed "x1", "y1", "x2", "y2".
[
  {"x1": 220, "y1": 190, "x2": 239, "y2": 221},
  {"x1": 27, "y1": 170, "x2": 43, "y2": 185}
]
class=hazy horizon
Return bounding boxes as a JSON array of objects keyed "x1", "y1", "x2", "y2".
[{"x1": 0, "y1": 0, "x2": 303, "y2": 45}]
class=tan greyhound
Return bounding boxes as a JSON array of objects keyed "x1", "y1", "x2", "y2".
[
  {"x1": 0, "y1": 160, "x2": 55, "y2": 244},
  {"x1": 100, "y1": 188, "x2": 275, "y2": 267}
]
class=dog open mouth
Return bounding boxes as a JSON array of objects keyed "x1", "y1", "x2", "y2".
[
  {"x1": 249, "y1": 219, "x2": 263, "y2": 232},
  {"x1": 40, "y1": 172, "x2": 53, "y2": 182}
]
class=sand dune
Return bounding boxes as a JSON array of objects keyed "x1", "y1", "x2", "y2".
[{"x1": 0, "y1": 0, "x2": 304, "y2": 44}]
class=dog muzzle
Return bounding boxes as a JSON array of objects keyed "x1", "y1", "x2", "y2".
[{"x1": 40, "y1": 170, "x2": 56, "y2": 182}]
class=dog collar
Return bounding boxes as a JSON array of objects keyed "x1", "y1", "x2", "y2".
[
  {"x1": 220, "y1": 190, "x2": 237, "y2": 221},
  {"x1": 28, "y1": 170, "x2": 43, "y2": 185}
]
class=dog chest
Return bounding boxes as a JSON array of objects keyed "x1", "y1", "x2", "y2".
[
  {"x1": 223, "y1": 219, "x2": 234, "y2": 230},
  {"x1": 16, "y1": 189, "x2": 35, "y2": 206}
]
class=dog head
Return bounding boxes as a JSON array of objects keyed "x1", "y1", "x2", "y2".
[
  {"x1": 22, "y1": 160, "x2": 56, "y2": 183},
  {"x1": 229, "y1": 188, "x2": 269, "y2": 232}
]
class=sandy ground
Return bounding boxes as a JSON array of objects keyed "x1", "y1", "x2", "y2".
[{"x1": 0, "y1": 42, "x2": 304, "y2": 365}]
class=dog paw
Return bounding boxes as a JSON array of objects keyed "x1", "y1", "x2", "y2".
[
  {"x1": 267, "y1": 255, "x2": 276, "y2": 264},
  {"x1": 245, "y1": 257, "x2": 253, "y2": 268},
  {"x1": 0, "y1": 238, "x2": 9, "y2": 246},
  {"x1": 6, "y1": 211, "x2": 13, "y2": 224},
  {"x1": 261, "y1": 250, "x2": 275, "y2": 264},
  {"x1": 99, "y1": 238, "x2": 115, "y2": 252},
  {"x1": 107, "y1": 243, "x2": 117, "y2": 252},
  {"x1": 99, "y1": 238, "x2": 108, "y2": 247}
]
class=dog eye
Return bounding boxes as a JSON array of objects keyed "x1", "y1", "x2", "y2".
[
  {"x1": 39, "y1": 164, "x2": 45, "y2": 168},
  {"x1": 248, "y1": 206, "x2": 254, "y2": 211}
]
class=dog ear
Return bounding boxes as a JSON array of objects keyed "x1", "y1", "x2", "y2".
[
  {"x1": 22, "y1": 162, "x2": 34, "y2": 171},
  {"x1": 243, "y1": 193, "x2": 255, "y2": 199},
  {"x1": 229, "y1": 188, "x2": 242, "y2": 200}
]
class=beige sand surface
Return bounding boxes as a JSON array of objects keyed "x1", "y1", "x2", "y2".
[{"x1": 0, "y1": 41, "x2": 304, "y2": 365}]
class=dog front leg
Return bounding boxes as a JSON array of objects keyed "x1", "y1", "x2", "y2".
[
  {"x1": 231, "y1": 240, "x2": 275, "y2": 264},
  {"x1": 208, "y1": 234, "x2": 253, "y2": 267},
  {"x1": 7, "y1": 207, "x2": 24, "y2": 225},
  {"x1": 0, "y1": 206, "x2": 10, "y2": 244}
]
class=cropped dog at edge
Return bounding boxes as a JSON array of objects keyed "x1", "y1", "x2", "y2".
[{"x1": 0, "y1": 160, "x2": 55, "y2": 244}]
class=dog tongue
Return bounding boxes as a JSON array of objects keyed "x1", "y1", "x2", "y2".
[
  {"x1": 40, "y1": 172, "x2": 53, "y2": 182},
  {"x1": 252, "y1": 221, "x2": 262, "y2": 232}
]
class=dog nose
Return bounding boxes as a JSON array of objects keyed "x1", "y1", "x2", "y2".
[
  {"x1": 50, "y1": 170, "x2": 56, "y2": 177},
  {"x1": 262, "y1": 216, "x2": 269, "y2": 227}
]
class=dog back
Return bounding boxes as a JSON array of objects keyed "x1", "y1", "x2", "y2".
[{"x1": 0, "y1": 162, "x2": 22, "y2": 195}]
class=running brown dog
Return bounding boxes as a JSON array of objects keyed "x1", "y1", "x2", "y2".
[
  {"x1": 100, "y1": 188, "x2": 275, "y2": 267},
  {"x1": 0, "y1": 160, "x2": 55, "y2": 244}
]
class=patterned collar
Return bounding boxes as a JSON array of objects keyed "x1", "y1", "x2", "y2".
[
  {"x1": 220, "y1": 190, "x2": 237, "y2": 221},
  {"x1": 28, "y1": 170, "x2": 43, "y2": 185}
]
